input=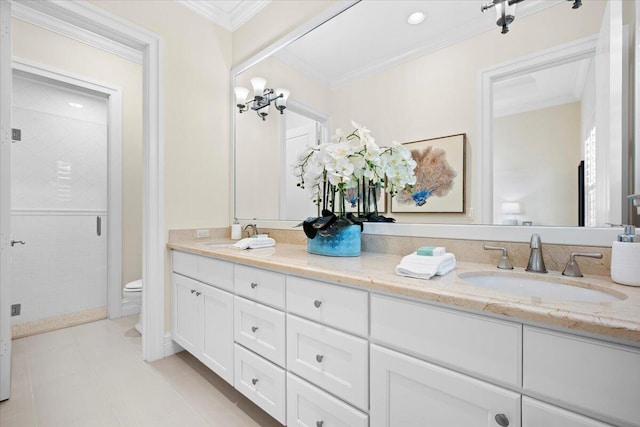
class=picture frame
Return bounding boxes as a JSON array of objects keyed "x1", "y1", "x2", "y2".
[{"x1": 391, "y1": 133, "x2": 466, "y2": 213}]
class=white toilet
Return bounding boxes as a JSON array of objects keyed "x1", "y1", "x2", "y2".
[{"x1": 123, "y1": 279, "x2": 143, "y2": 334}]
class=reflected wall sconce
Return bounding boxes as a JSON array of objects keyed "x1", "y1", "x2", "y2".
[
  {"x1": 234, "y1": 77, "x2": 289, "y2": 121},
  {"x1": 481, "y1": 0, "x2": 581, "y2": 34}
]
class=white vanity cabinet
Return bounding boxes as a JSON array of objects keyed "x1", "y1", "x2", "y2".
[
  {"x1": 522, "y1": 397, "x2": 614, "y2": 427},
  {"x1": 171, "y1": 272, "x2": 234, "y2": 385}
]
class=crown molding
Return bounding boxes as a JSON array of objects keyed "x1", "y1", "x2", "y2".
[
  {"x1": 11, "y1": 1, "x2": 143, "y2": 64},
  {"x1": 176, "y1": 0, "x2": 270, "y2": 32}
]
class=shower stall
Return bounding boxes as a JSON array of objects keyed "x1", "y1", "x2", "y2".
[{"x1": 10, "y1": 70, "x2": 109, "y2": 336}]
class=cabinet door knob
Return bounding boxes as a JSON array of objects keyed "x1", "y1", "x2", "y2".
[
  {"x1": 495, "y1": 414, "x2": 509, "y2": 427},
  {"x1": 251, "y1": 326, "x2": 259, "y2": 333},
  {"x1": 316, "y1": 422, "x2": 324, "y2": 427},
  {"x1": 250, "y1": 282, "x2": 258, "y2": 289},
  {"x1": 314, "y1": 300, "x2": 322, "y2": 308},
  {"x1": 190, "y1": 289, "x2": 196, "y2": 294},
  {"x1": 195, "y1": 291, "x2": 201, "y2": 296},
  {"x1": 316, "y1": 354, "x2": 324, "y2": 363},
  {"x1": 251, "y1": 378, "x2": 259, "y2": 386}
]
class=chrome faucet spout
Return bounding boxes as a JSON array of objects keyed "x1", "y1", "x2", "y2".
[
  {"x1": 243, "y1": 223, "x2": 258, "y2": 237},
  {"x1": 525, "y1": 233, "x2": 547, "y2": 273}
]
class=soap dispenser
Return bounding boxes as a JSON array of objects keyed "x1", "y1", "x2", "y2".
[
  {"x1": 231, "y1": 219, "x2": 242, "y2": 240},
  {"x1": 611, "y1": 225, "x2": 640, "y2": 287}
]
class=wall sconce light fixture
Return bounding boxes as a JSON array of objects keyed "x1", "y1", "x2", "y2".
[
  {"x1": 235, "y1": 77, "x2": 289, "y2": 121},
  {"x1": 481, "y1": 0, "x2": 581, "y2": 35},
  {"x1": 501, "y1": 202, "x2": 521, "y2": 225}
]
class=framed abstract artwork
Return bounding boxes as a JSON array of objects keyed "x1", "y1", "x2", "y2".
[{"x1": 391, "y1": 133, "x2": 465, "y2": 213}]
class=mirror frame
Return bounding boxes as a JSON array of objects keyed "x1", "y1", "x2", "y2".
[{"x1": 231, "y1": 0, "x2": 630, "y2": 247}]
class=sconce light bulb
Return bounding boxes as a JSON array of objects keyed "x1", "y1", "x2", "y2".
[{"x1": 251, "y1": 77, "x2": 267, "y2": 98}]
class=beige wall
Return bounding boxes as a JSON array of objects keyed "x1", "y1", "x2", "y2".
[
  {"x1": 494, "y1": 102, "x2": 582, "y2": 226},
  {"x1": 232, "y1": 0, "x2": 338, "y2": 67},
  {"x1": 89, "y1": 0, "x2": 232, "y2": 331},
  {"x1": 329, "y1": 1, "x2": 606, "y2": 224},
  {"x1": 12, "y1": 18, "x2": 143, "y2": 289}
]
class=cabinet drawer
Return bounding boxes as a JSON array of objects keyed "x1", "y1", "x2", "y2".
[
  {"x1": 235, "y1": 265, "x2": 285, "y2": 309},
  {"x1": 523, "y1": 397, "x2": 614, "y2": 427},
  {"x1": 234, "y1": 344, "x2": 286, "y2": 424},
  {"x1": 371, "y1": 294, "x2": 521, "y2": 387},
  {"x1": 370, "y1": 344, "x2": 521, "y2": 427},
  {"x1": 172, "y1": 251, "x2": 233, "y2": 292},
  {"x1": 287, "y1": 276, "x2": 368, "y2": 336},
  {"x1": 287, "y1": 314, "x2": 368, "y2": 411},
  {"x1": 287, "y1": 373, "x2": 368, "y2": 427},
  {"x1": 234, "y1": 296, "x2": 285, "y2": 367},
  {"x1": 523, "y1": 326, "x2": 640, "y2": 426}
]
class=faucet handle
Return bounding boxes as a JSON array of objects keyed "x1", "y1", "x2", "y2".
[
  {"x1": 483, "y1": 246, "x2": 514, "y2": 270},
  {"x1": 562, "y1": 252, "x2": 603, "y2": 277}
]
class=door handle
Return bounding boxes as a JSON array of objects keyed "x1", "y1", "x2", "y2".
[
  {"x1": 10, "y1": 240, "x2": 25, "y2": 246},
  {"x1": 96, "y1": 216, "x2": 102, "y2": 236}
]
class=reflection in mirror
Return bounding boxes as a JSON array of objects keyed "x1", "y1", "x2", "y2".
[{"x1": 234, "y1": 0, "x2": 634, "y2": 228}]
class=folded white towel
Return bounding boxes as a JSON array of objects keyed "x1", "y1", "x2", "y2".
[
  {"x1": 395, "y1": 252, "x2": 456, "y2": 280},
  {"x1": 232, "y1": 237, "x2": 276, "y2": 250}
]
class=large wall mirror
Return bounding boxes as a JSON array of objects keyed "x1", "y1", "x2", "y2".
[{"x1": 233, "y1": 0, "x2": 637, "y2": 233}]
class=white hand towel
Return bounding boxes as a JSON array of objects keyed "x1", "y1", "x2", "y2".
[
  {"x1": 233, "y1": 237, "x2": 276, "y2": 250},
  {"x1": 395, "y1": 252, "x2": 456, "y2": 280}
]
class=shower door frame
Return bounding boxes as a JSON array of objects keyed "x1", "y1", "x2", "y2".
[{"x1": 12, "y1": 58, "x2": 124, "y2": 323}]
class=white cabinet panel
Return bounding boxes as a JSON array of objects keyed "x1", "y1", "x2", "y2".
[
  {"x1": 201, "y1": 284, "x2": 234, "y2": 385},
  {"x1": 172, "y1": 251, "x2": 233, "y2": 292},
  {"x1": 287, "y1": 373, "x2": 368, "y2": 427},
  {"x1": 171, "y1": 273, "x2": 200, "y2": 355},
  {"x1": 287, "y1": 276, "x2": 368, "y2": 336},
  {"x1": 234, "y1": 344, "x2": 286, "y2": 425},
  {"x1": 523, "y1": 326, "x2": 640, "y2": 427},
  {"x1": 371, "y1": 294, "x2": 522, "y2": 387},
  {"x1": 235, "y1": 265, "x2": 285, "y2": 309},
  {"x1": 523, "y1": 397, "x2": 614, "y2": 427},
  {"x1": 287, "y1": 314, "x2": 368, "y2": 411},
  {"x1": 370, "y1": 344, "x2": 521, "y2": 427},
  {"x1": 234, "y1": 296, "x2": 286, "y2": 367}
]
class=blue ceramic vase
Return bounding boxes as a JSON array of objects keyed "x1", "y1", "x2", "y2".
[{"x1": 307, "y1": 224, "x2": 361, "y2": 257}]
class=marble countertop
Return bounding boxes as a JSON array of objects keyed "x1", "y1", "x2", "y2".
[{"x1": 167, "y1": 239, "x2": 640, "y2": 345}]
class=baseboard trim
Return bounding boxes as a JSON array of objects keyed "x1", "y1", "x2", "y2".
[{"x1": 164, "y1": 333, "x2": 183, "y2": 357}]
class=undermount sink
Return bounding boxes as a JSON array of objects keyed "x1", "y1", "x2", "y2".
[{"x1": 458, "y1": 272, "x2": 625, "y2": 303}]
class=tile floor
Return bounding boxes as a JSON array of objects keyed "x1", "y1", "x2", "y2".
[{"x1": 0, "y1": 315, "x2": 283, "y2": 427}]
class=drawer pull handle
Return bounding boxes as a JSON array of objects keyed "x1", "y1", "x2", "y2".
[
  {"x1": 250, "y1": 282, "x2": 258, "y2": 289},
  {"x1": 251, "y1": 378, "x2": 259, "y2": 386},
  {"x1": 314, "y1": 300, "x2": 322, "y2": 308},
  {"x1": 316, "y1": 422, "x2": 324, "y2": 427},
  {"x1": 195, "y1": 291, "x2": 201, "y2": 296},
  {"x1": 251, "y1": 326, "x2": 259, "y2": 333},
  {"x1": 316, "y1": 354, "x2": 324, "y2": 363},
  {"x1": 495, "y1": 414, "x2": 509, "y2": 427},
  {"x1": 190, "y1": 289, "x2": 196, "y2": 294}
]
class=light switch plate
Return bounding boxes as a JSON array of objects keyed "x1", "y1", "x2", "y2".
[{"x1": 196, "y1": 229, "x2": 210, "y2": 238}]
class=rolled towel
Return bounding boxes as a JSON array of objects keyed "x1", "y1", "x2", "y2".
[
  {"x1": 395, "y1": 252, "x2": 456, "y2": 280},
  {"x1": 232, "y1": 237, "x2": 276, "y2": 250}
]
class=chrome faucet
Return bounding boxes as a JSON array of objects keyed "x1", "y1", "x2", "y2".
[
  {"x1": 483, "y1": 245, "x2": 514, "y2": 270},
  {"x1": 243, "y1": 223, "x2": 258, "y2": 237},
  {"x1": 562, "y1": 252, "x2": 603, "y2": 277},
  {"x1": 525, "y1": 233, "x2": 547, "y2": 273}
]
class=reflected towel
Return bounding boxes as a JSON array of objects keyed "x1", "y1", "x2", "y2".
[
  {"x1": 232, "y1": 237, "x2": 276, "y2": 250},
  {"x1": 395, "y1": 252, "x2": 456, "y2": 280}
]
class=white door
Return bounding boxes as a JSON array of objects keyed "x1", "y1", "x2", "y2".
[
  {"x1": 9, "y1": 72, "x2": 109, "y2": 327},
  {"x1": 522, "y1": 397, "x2": 614, "y2": 427},
  {"x1": 0, "y1": 0, "x2": 12, "y2": 402},
  {"x1": 370, "y1": 344, "x2": 521, "y2": 427},
  {"x1": 281, "y1": 121, "x2": 319, "y2": 220},
  {"x1": 171, "y1": 273, "x2": 201, "y2": 355},
  {"x1": 201, "y1": 284, "x2": 234, "y2": 385},
  {"x1": 594, "y1": 0, "x2": 624, "y2": 225}
]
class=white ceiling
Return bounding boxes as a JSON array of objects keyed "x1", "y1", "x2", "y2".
[
  {"x1": 273, "y1": 0, "x2": 563, "y2": 87},
  {"x1": 176, "y1": 0, "x2": 270, "y2": 32}
]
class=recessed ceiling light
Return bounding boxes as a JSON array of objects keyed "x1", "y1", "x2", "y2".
[
  {"x1": 407, "y1": 11, "x2": 426, "y2": 25},
  {"x1": 68, "y1": 102, "x2": 83, "y2": 108}
]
